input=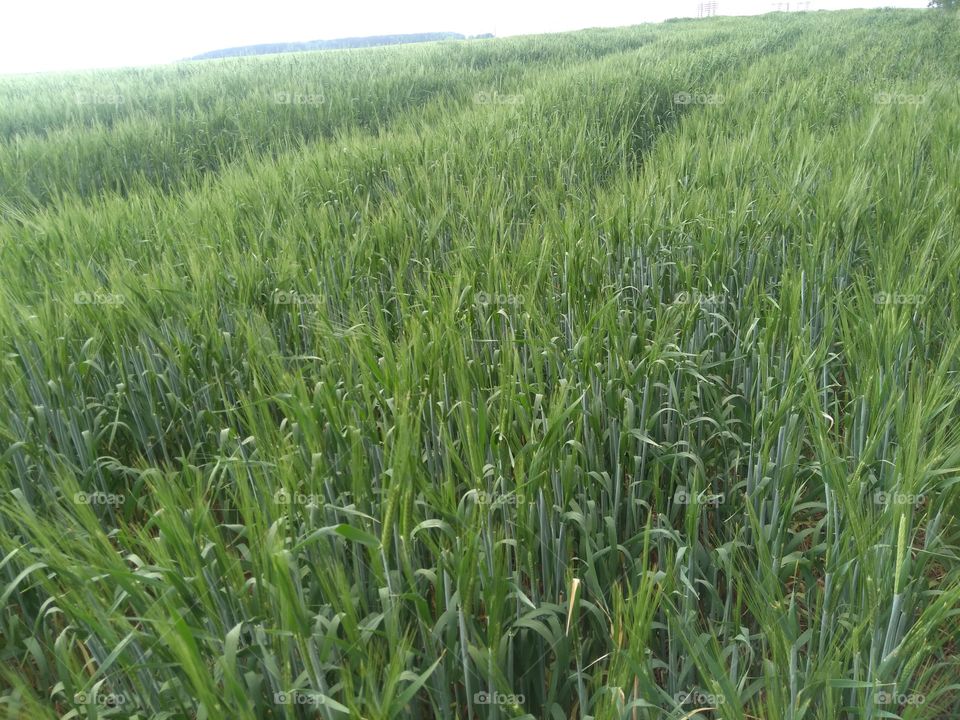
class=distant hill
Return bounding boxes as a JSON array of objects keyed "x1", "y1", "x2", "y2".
[{"x1": 188, "y1": 32, "x2": 493, "y2": 60}]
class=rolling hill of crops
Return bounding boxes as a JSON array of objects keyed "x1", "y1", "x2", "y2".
[{"x1": 1, "y1": 9, "x2": 959, "y2": 719}]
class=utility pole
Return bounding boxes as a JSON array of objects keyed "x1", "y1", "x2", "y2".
[{"x1": 697, "y1": 1, "x2": 718, "y2": 17}]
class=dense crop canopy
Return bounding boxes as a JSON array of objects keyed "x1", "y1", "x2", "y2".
[{"x1": 1, "y1": 9, "x2": 959, "y2": 719}]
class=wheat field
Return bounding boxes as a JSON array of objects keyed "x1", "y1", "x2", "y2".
[{"x1": 1, "y1": 9, "x2": 959, "y2": 719}]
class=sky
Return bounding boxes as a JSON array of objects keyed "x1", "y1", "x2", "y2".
[{"x1": 0, "y1": 0, "x2": 929, "y2": 75}]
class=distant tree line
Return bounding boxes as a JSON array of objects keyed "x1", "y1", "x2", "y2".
[{"x1": 189, "y1": 32, "x2": 494, "y2": 61}]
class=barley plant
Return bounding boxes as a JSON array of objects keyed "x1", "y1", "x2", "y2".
[{"x1": 1, "y1": 9, "x2": 959, "y2": 719}]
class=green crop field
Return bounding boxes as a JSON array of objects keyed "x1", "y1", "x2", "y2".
[{"x1": 1, "y1": 8, "x2": 959, "y2": 719}]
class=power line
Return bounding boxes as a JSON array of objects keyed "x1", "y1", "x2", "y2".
[{"x1": 772, "y1": 1, "x2": 812, "y2": 10}]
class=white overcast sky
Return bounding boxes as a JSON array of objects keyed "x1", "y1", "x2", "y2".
[{"x1": 0, "y1": 0, "x2": 929, "y2": 75}]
